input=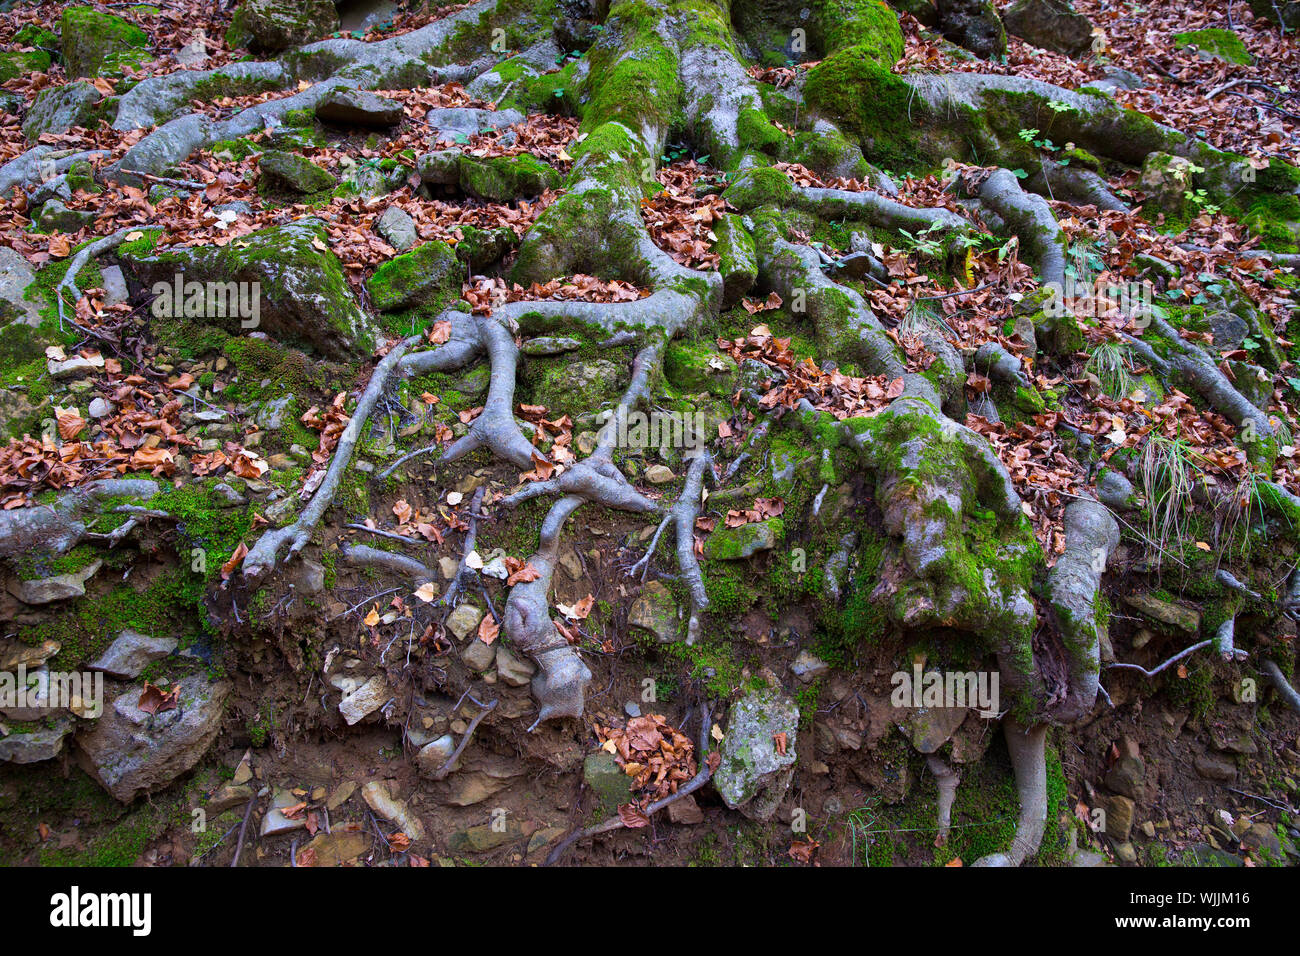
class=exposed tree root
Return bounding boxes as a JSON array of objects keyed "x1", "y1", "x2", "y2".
[
  {"x1": 1261, "y1": 659, "x2": 1300, "y2": 714},
  {"x1": 0, "y1": 478, "x2": 159, "y2": 561},
  {"x1": 341, "y1": 543, "x2": 435, "y2": 585},
  {"x1": 971, "y1": 719, "x2": 1047, "y2": 867},
  {"x1": 963, "y1": 168, "x2": 1067, "y2": 286},
  {"x1": 926, "y1": 754, "x2": 960, "y2": 848}
]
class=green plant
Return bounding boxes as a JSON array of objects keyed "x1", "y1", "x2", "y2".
[
  {"x1": 1085, "y1": 342, "x2": 1134, "y2": 400},
  {"x1": 1139, "y1": 433, "x2": 1197, "y2": 568}
]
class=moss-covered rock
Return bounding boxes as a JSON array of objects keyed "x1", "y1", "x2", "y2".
[
  {"x1": 258, "y1": 150, "x2": 336, "y2": 194},
  {"x1": 365, "y1": 241, "x2": 460, "y2": 313},
  {"x1": 22, "y1": 81, "x2": 100, "y2": 141},
  {"x1": 1174, "y1": 28, "x2": 1253, "y2": 65},
  {"x1": 0, "y1": 50, "x2": 52, "y2": 83},
  {"x1": 713, "y1": 688, "x2": 799, "y2": 821},
  {"x1": 225, "y1": 0, "x2": 339, "y2": 54},
  {"x1": 458, "y1": 153, "x2": 561, "y2": 202},
  {"x1": 704, "y1": 519, "x2": 781, "y2": 560},
  {"x1": 119, "y1": 220, "x2": 376, "y2": 359},
  {"x1": 664, "y1": 341, "x2": 738, "y2": 396},
  {"x1": 713, "y1": 214, "x2": 758, "y2": 307},
  {"x1": 59, "y1": 7, "x2": 149, "y2": 79}
]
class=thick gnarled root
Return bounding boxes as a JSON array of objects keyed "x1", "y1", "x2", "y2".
[{"x1": 972, "y1": 719, "x2": 1048, "y2": 867}]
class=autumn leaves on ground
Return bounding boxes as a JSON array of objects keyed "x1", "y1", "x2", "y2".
[{"x1": 0, "y1": 0, "x2": 1298, "y2": 869}]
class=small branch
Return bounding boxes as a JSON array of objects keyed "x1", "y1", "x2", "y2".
[
  {"x1": 1106, "y1": 639, "x2": 1211, "y2": 678},
  {"x1": 230, "y1": 795, "x2": 256, "y2": 868},
  {"x1": 430, "y1": 698, "x2": 498, "y2": 780}
]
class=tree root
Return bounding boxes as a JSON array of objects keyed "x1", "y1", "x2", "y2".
[
  {"x1": 341, "y1": 543, "x2": 435, "y2": 585},
  {"x1": 926, "y1": 754, "x2": 960, "y2": 848},
  {"x1": 0, "y1": 478, "x2": 159, "y2": 562},
  {"x1": 440, "y1": 486, "x2": 486, "y2": 609},
  {"x1": 972, "y1": 719, "x2": 1047, "y2": 867},
  {"x1": 438, "y1": 315, "x2": 537, "y2": 470},
  {"x1": 964, "y1": 168, "x2": 1067, "y2": 286},
  {"x1": 1261, "y1": 659, "x2": 1300, "y2": 714}
]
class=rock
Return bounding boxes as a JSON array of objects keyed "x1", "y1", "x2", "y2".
[
  {"x1": 8, "y1": 559, "x2": 101, "y2": 605},
  {"x1": 417, "y1": 148, "x2": 462, "y2": 186},
  {"x1": 584, "y1": 751, "x2": 632, "y2": 812},
  {"x1": 338, "y1": 674, "x2": 389, "y2": 725},
  {"x1": 361, "y1": 780, "x2": 425, "y2": 842},
  {"x1": 1114, "y1": 841, "x2": 1138, "y2": 864},
  {"x1": 0, "y1": 247, "x2": 42, "y2": 326},
  {"x1": 495, "y1": 645, "x2": 535, "y2": 687},
  {"x1": 1194, "y1": 752, "x2": 1237, "y2": 783},
  {"x1": 667, "y1": 793, "x2": 704, "y2": 825},
  {"x1": 644, "y1": 464, "x2": 675, "y2": 484},
  {"x1": 0, "y1": 637, "x2": 60, "y2": 671},
  {"x1": 628, "y1": 581, "x2": 679, "y2": 643},
  {"x1": 414, "y1": 734, "x2": 457, "y2": 777},
  {"x1": 206, "y1": 783, "x2": 254, "y2": 813},
  {"x1": 259, "y1": 150, "x2": 336, "y2": 193},
  {"x1": 703, "y1": 519, "x2": 780, "y2": 560},
  {"x1": 365, "y1": 240, "x2": 460, "y2": 312},
  {"x1": 260, "y1": 788, "x2": 307, "y2": 836},
  {"x1": 713, "y1": 688, "x2": 799, "y2": 821},
  {"x1": 89, "y1": 630, "x2": 178, "y2": 679},
  {"x1": 315, "y1": 88, "x2": 404, "y2": 128},
  {"x1": 76, "y1": 675, "x2": 231, "y2": 802},
  {"x1": 443, "y1": 756, "x2": 525, "y2": 806},
  {"x1": 522, "y1": 336, "x2": 583, "y2": 356},
  {"x1": 99, "y1": 264, "x2": 129, "y2": 307},
  {"x1": 1122, "y1": 592, "x2": 1201, "y2": 634},
  {"x1": 0, "y1": 715, "x2": 75, "y2": 764},
  {"x1": 1002, "y1": 0, "x2": 1095, "y2": 56},
  {"x1": 527, "y1": 826, "x2": 567, "y2": 855},
  {"x1": 119, "y1": 221, "x2": 376, "y2": 360},
  {"x1": 425, "y1": 107, "x2": 524, "y2": 141},
  {"x1": 88, "y1": 397, "x2": 114, "y2": 419},
  {"x1": 1138, "y1": 152, "x2": 1198, "y2": 222},
  {"x1": 458, "y1": 153, "x2": 561, "y2": 202},
  {"x1": 1096, "y1": 468, "x2": 1137, "y2": 510},
  {"x1": 462, "y1": 639, "x2": 496, "y2": 672},
  {"x1": 1208, "y1": 724, "x2": 1257, "y2": 755},
  {"x1": 298, "y1": 828, "x2": 371, "y2": 866},
  {"x1": 1242, "y1": 822, "x2": 1282, "y2": 860},
  {"x1": 226, "y1": 0, "x2": 339, "y2": 54},
  {"x1": 448, "y1": 819, "x2": 523, "y2": 853},
  {"x1": 1187, "y1": 842, "x2": 1244, "y2": 867},
  {"x1": 327, "y1": 780, "x2": 356, "y2": 811},
  {"x1": 60, "y1": 7, "x2": 148, "y2": 78},
  {"x1": 35, "y1": 199, "x2": 95, "y2": 234},
  {"x1": 938, "y1": 0, "x2": 1007, "y2": 59},
  {"x1": 791, "y1": 650, "x2": 829, "y2": 684},
  {"x1": 1174, "y1": 27, "x2": 1253, "y2": 65},
  {"x1": 1105, "y1": 794, "x2": 1136, "y2": 841},
  {"x1": 1105, "y1": 755, "x2": 1146, "y2": 801},
  {"x1": 376, "y1": 206, "x2": 418, "y2": 252},
  {"x1": 445, "y1": 603, "x2": 483, "y2": 641},
  {"x1": 898, "y1": 706, "x2": 970, "y2": 753},
  {"x1": 256, "y1": 395, "x2": 293, "y2": 431}
]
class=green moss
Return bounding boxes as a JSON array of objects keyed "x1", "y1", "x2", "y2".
[
  {"x1": 817, "y1": 0, "x2": 904, "y2": 62},
  {"x1": 365, "y1": 240, "x2": 460, "y2": 313},
  {"x1": 804, "y1": 51, "x2": 922, "y2": 171},
  {"x1": 458, "y1": 152, "x2": 561, "y2": 201},
  {"x1": 0, "y1": 50, "x2": 52, "y2": 81},
  {"x1": 1174, "y1": 28, "x2": 1253, "y2": 65},
  {"x1": 59, "y1": 7, "x2": 149, "y2": 78}
]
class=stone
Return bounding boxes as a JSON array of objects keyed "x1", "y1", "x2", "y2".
[
  {"x1": 8, "y1": 559, "x2": 101, "y2": 605},
  {"x1": 99, "y1": 264, "x2": 128, "y2": 307},
  {"x1": 416, "y1": 148, "x2": 462, "y2": 186},
  {"x1": 1106, "y1": 755, "x2": 1146, "y2": 801},
  {"x1": 36, "y1": 199, "x2": 94, "y2": 233},
  {"x1": 628, "y1": 581, "x2": 679, "y2": 643},
  {"x1": 1105, "y1": 794, "x2": 1136, "y2": 841},
  {"x1": 260, "y1": 788, "x2": 307, "y2": 836},
  {"x1": 521, "y1": 336, "x2": 582, "y2": 356},
  {"x1": 361, "y1": 780, "x2": 425, "y2": 842},
  {"x1": 327, "y1": 780, "x2": 356, "y2": 811},
  {"x1": 89, "y1": 630, "x2": 178, "y2": 679},
  {"x1": 0, "y1": 715, "x2": 74, "y2": 764},
  {"x1": 667, "y1": 793, "x2": 704, "y2": 825},
  {"x1": 424, "y1": 107, "x2": 523, "y2": 141},
  {"x1": 448, "y1": 819, "x2": 523, "y2": 853},
  {"x1": 338, "y1": 674, "x2": 389, "y2": 725},
  {"x1": 1002, "y1": 0, "x2": 1095, "y2": 56},
  {"x1": 791, "y1": 650, "x2": 829, "y2": 684},
  {"x1": 1122, "y1": 592, "x2": 1201, "y2": 634},
  {"x1": 584, "y1": 751, "x2": 632, "y2": 812},
  {"x1": 60, "y1": 7, "x2": 148, "y2": 78},
  {"x1": 298, "y1": 828, "x2": 371, "y2": 866},
  {"x1": 703, "y1": 519, "x2": 780, "y2": 560},
  {"x1": 414, "y1": 734, "x2": 457, "y2": 777},
  {"x1": 937, "y1": 0, "x2": 1007, "y2": 59},
  {"x1": 898, "y1": 706, "x2": 970, "y2": 754},
  {"x1": 315, "y1": 88, "x2": 404, "y2": 128},
  {"x1": 0, "y1": 247, "x2": 41, "y2": 326},
  {"x1": 256, "y1": 395, "x2": 293, "y2": 431},
  {"x1": 713, "y1": 688, "x2": 799, "y2": 821},
  {"x1": 1114, "y1": 841, "x2": 1138, "y2": 864},
  {"x1": 1209, "y1": 724, "x2": 1257, "y2": 755},
  {"x1": 445, "y1": 603, "x2": 483, "y2": 640},
  {"x1": 459, "y1": 152, "x2": 560, "y2": 202},
  {"x1": 1242, "y1": 822, "x2": 1282, "y2": 860},
  {"x1": 226, "y1": 0, "x2": 339, "y2": 54},
  {"x1": 259, "y1": 150, "x2": 336, "y2": 193},
  {"x1": 88, "y1": 397, "x2": 114, "y2": 419},
  {"x1": 462, "y1": 639, "x2": 496, "y2": 672},
  {"x1": 206, "y1": 783, "x2": 254, "y2": 813},
  {"x1": 1194, "y1": 752, "x2": 1237, "y2": 783},
  {"x1": 76, "y1": 675, "x2": 231, "y2": 802},
  {"x1": 527, "y1": 826, "x2": 567, "y2": 855},
  {"x1": 495, "y1": 645, "x2": 535, "y2": 687},
  {"x1": 376, "y1": 206, "x2": 418, "y2": 252},
  {"x1": 119, "y1": 221, "x2": 375, "y2": 360},
  {"x1": 644, "y1": 464, "x2": 675, "y2": 484},
  {"x1": 443, "y1": 756, "x2": 525, "y2": 806},
  {"x1": 1138, "y1": 152, "x2": 1198, "y2": 222},
  {"x1": 1174, "y1": 27, "x2": 1253, "y2": 65},
  {"x1": 0, "y1": 638, "x2": 60, "y2": 671},
  {"x1": 365, "y1": 240, "x2": 460, "y2": 312}
]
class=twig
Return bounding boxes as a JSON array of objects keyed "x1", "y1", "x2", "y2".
[
  {"x1": 430, "y1": 698, "x2": 498, "y2": 780},
  {"x1": 1106, "y1": 639, "x2": 1211, "y2": 678},
  {"x1": 230, "y1": 795, "x2": 256, "y2": 868}
]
